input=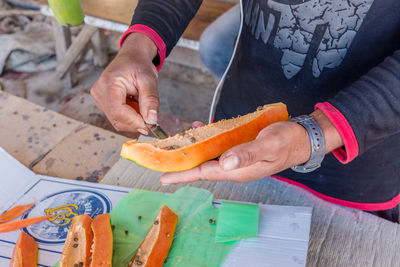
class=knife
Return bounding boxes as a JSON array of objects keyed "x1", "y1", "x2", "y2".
[{"x1": 126, "y1": 97, "x2": 169, "y2": 139}]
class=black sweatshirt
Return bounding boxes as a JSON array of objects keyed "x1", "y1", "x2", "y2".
[{"x1": 126, "y1": 0, "x2": 400, "y2": 210}]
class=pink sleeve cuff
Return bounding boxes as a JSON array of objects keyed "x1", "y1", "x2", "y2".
[
  {"x1": 120, "y1": 24, "x2": 166, "y2": 71},
  {"x1": 315, "y1": 102, "x2": 359, "y2": 164}
]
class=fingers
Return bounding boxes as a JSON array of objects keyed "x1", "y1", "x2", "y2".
[
  {"x1": 90, "y1": 53, "x2": 160, "y2": 133},
  {"x1": 219, "y1": 138, "x2": 270, "y2": 171},
  {"x1": 160, "y1": 160, "x2": 272, "y2": 185},
  {"x1": 136, "y1": 71, "x2": 160, "y2": 125},
  {"x1": 107, "y1": 104, "x2": 148, "y2": 134},
  {"x1": 92, "y1": 74, "x2": 148, "y2": 133},
  {"x1": 192, "y1": 121, "x2": 206, "y2": 128}
]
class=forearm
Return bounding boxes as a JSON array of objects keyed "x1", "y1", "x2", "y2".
[
  {"x1": 119, "y1": 32, "x2": 158, "y2": 60},
  {"x1": 310, "y1": 109, "x2": 344, "y2": 154}
]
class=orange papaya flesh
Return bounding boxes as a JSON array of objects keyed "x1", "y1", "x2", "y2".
[
  {"x1": 128, "y1": 205, "x2": 178, "y2": 267},
  {"x1": 0, "y1": 202, "x2": 35, "y2": 224},
  {"x1": 0, "y1": 215, "x2": 51, "y2": 233},
  {"x1": 10, "y1": 231, "x2": 38, "y2": 267},
  {"x1": 90, "y1": 213, "x2": 113, "y2": 267},
  {"x1": 121, "y1": 103, "x2": 289, "y2": 172},
  {"x1": 60, "y1": 214, "x2": 93, "y2": 267}
]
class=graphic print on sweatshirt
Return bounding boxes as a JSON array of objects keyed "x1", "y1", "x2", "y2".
[{"x1": 244, "y1": 0, "x2": 374, "y2": 79}]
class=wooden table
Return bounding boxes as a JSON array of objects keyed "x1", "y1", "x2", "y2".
[
  {"x1": 2, "y1": 92, "x2": 400, "y2": 267},
  {"x1": 0, "y1": 91, "x2": 129, "y2": 181}
]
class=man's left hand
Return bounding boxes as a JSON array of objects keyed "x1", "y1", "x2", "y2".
[
  {"x1": 160, "y1": 110, "x2": 344, "y2": 185},
  {"x1": 160, "y1": 120, "x2": 312, "y2": 184}
]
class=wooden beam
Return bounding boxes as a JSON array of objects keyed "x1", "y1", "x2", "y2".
[
  {"x1": 56, "y1": 24, "x2": 97, "y2": 79},
  {"x1": 39, "y1": 0, "x2": 233, "y2": 41}
]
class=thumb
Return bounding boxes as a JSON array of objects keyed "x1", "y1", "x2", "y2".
[
  {"x1": 219, "y1": 139, "x2": 265, "y2": 171},
  {"x1": 137, "y1": 73, "x2": 160, "y2": 125}
]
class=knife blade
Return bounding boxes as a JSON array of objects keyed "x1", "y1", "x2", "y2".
[
  {"x1": 126, "y1": 97, "x2": 169, "y2": 139},
  {"x1": 145, "y1": 123, "x2": 169, "y2": 139}
]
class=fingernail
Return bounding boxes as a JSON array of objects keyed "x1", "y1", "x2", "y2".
[
  {"x1": 222, "y1": 155, "x2": 240, "y2": 171},
  {"x1": 146, "y1": 109, "x2": 158, "y2": 125},
  {"x1": 138, "y1": 128, "x2": 148, "y2": 135}
]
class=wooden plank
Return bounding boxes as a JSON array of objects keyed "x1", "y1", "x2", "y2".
[
  {"x1": 51, "y1": 18, "x2": 77, "y2": 88},
  {"x1": 91, "y1": 29, "x2": 109, "y2": 67},
  {"x1": 33, "y1": 124, "x2": 129, "y2": 182},
  {"x1": 56, "y1": 25, "x2": 98, "y2": 79},
  {"x1": 39, "y1": 0, "x2": 233, "y2": 41},
  {"x1": 0, "y1": 91, "x2": 82, "y2": 168}
]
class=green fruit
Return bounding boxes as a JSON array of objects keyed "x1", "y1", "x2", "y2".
[{"x1": 48, "y1": 0, "x2": 84, "y2": 26}]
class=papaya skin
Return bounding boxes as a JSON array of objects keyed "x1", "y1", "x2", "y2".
[{"x1": 121, "y1": 103, "x2": 289, "y2": 172}]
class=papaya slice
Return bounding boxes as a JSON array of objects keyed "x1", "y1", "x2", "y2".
[
  {"x1": 60, "y1": 214, "x2": 93, "y2": 267},
  {"x1": 121, "y1": 103, "x2": 289, "y2": 172},
  {"x1": 0, "y1": 202, "x2": 35, "y2": 224},
  {"x1": 10, "y1": 231, "x2": 38, "y2": 267},
  {"x1": 0, "y1": 215, "x2": 51, "y2": 233},
  {"x1": 128, "y1": 205, "x2": 178, "y2": 267},
  {"x1": 90, "y1": 213, "x2": 113, "y2": 267}
]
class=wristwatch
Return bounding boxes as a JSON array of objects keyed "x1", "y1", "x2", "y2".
[{"x1": 290, "y1": 115, "x2": 325, "y2": 173}]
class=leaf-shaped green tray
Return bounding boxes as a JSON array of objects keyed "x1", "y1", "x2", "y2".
[{"x1": 110, "y1": 187, "x2": 236, "y2": 266}]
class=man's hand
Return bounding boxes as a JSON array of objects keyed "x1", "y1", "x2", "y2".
[
  {"x1": 91, "y1": 33, "x2": 159, "y2": 135},
  {"x1": 160, "y1": 110, "x2": 344, "y2": 184}
]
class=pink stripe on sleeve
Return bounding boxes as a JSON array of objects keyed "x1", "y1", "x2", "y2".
[
  {"x1": 315, "y1": 102, "x2": 359, "y2": 163},
  {"x1": 272, "y1": 175, "x2": 400, "y2": 211},
  {"x1": 120, "y1": 24, "x2": 166, "y2": 71}
]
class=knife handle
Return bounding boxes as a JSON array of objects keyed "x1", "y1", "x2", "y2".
[{"x1": 126, "y1": 97, "x2": 141, "y2": 114}]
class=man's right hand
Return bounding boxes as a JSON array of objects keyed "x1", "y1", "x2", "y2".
[{"x1": 90, "y1": 33, "x2": 159, "y2": 135}]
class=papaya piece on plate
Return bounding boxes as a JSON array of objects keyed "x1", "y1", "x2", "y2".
[
  {"x1": 91, "y1": 213, "x2": 113, "y2": 267},
  {"x1": 128, "y1": 205, "x2": 178, "y2": 267},
  {"x1": 10, "y1": 231, "x2": 38, "y2": 267},
  {"x1": 0, "y1": 202, "x2": 35, "y2": 224},
  {"x1": 121, "y1": 103, "x2": 289, "y2": 172},
  {"x1": 60, "y1": 214, "x2": 93, "y2": 267},
  {"x1": 0, "y1": 215, "x2": 51, "y2": 233}
]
